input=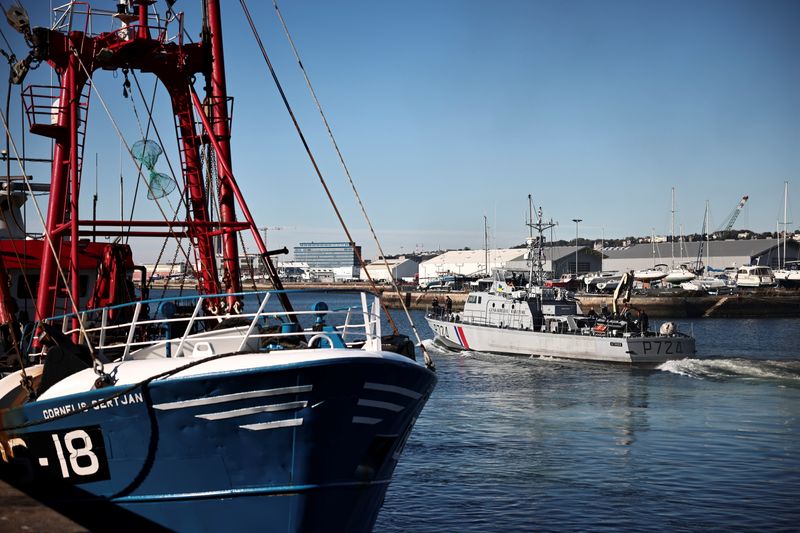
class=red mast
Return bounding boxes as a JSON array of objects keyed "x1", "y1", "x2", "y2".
[
  {"x1": 199, "y1": 0, "x2": 295, "y2": 317},
  {"x1": 18, "y1": 0, "x2": 294, "y2": 325},
  {"x1": 205, "y1": 0, "x2": 242, "y2": 310}
]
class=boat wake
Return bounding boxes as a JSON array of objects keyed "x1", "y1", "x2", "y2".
[
  {"x1": 658, "y1": 358, "x2": 800, "y2": 385},
  {"x1": 422, "y1": 338, "x2": 480, "y2": 358}
]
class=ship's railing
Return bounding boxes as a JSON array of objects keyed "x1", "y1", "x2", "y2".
[
  {"x1": 30, "y1": 290, "x2": 384, "y2": 359},
  {"x1": 197, "y1": 96, "x2": 235, "y2": 135},
  {"x1": 51, "y1": 1, "x2": 179, "y2": 44},
  {"x1": 21, "y1": 85, "x2": 89, "y2": 131}
]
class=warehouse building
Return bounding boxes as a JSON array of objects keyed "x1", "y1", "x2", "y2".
[
  {"x1": 362, "y1": 256, "x2": 419, "y2": 283},
  {"x1": 602, "y1": 238, "x2": 800, "y2": 273}
]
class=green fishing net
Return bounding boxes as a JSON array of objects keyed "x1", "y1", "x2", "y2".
[{"x1": 131, "y1": 139, "x2": 176, "y2": 199}]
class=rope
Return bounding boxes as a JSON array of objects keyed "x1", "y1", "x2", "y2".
[
  {"x1": 269, "y1": 0, "x2": 433, "y2": 368},
  {"x1": 236, "y1": 0, "x2": 405, "y2": 339}
]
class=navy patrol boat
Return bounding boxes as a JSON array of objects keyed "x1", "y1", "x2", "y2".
[{"x1": 427, "y1": 199, "x2": 695, "y2": 364}]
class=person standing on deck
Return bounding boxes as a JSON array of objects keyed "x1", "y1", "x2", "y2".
[{"x1": 639, "y1": 309, "x2": 649, "y2": 334}]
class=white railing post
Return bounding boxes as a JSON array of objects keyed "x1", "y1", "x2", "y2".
[
  {"x1": 99, "y1": 307, "x2": 108, "y2": 358},
  {"x1": 122, "y1": 302, "x2": 142, "y2": 360},
  {"x1": 79, "y1": 311, "x2": 87, "y2": 345},
  {"x1": 176, "y1": 296, "x2": 205, "y2": 357},
  {"x1": 373, "y1": 297, "x2": 382, "y2": 350},
  {"x1": 342, "y1": 308, "x2": 352, "y2": 343},
  {"x1": 360, "y1": 292, "x2": 371, "y2": 344},
  {"x1": 238, "y1": 292, "x2": 271, "y2": 352}
]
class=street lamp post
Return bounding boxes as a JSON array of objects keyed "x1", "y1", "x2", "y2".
[{"x1": 572, "y1": 218, "x2": 582, "y2": 275}]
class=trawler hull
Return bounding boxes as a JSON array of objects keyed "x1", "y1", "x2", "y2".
[
  {"x1": 0, "y1": 351, "x2": 436, "y2": 532},
  {"x1": 427, "y1": 317, "x2": 695, "y2": 364}
]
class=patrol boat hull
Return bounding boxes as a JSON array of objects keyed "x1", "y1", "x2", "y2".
[{"x1": 427, "y1": 316, "x2": 695, "y2": 364}]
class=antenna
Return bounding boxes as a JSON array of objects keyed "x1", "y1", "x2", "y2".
[{"x1": 525, "y1": 195, "x2": 556, "y2": 287}]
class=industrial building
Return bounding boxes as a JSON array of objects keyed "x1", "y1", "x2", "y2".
[
  {"x1": 602, "y1": 238, "x2": 800, "y2": 273},
  {"x1": 504, "y1": 246, "x2": 603, "y2": 276},
  {"x1": 419, "y1": 246, "x2": 604, "y2": 283},
  {"x1": 362, "y1": 256, "x2": 419, "y2": 283},
  {"x1": 293, "y1": 242, "x2": 361, "y2": 281}
]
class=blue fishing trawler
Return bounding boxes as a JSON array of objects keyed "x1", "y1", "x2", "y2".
[{"x1": 0, "y1": 1, "x2": 435, "y2": 531}]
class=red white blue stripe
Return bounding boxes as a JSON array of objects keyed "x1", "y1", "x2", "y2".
[{"x1": 454, "y1": 326, "x2": 470, "y2": 349}]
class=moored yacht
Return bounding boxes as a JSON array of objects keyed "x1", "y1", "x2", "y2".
[
  {"x1": 774, "y1": 260, "x2": 800, "y2": 288},
  {"x1": 634, "y1": 264, "x2": 668, "y2": 283},
  {"x1": 735, "y1": 265, "x2": 776, "y2": 288},
  {"x1": 663, "y1": 264, "x2": 697, "y2": 284}
]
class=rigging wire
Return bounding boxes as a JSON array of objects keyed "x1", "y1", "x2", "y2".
[
  {"x1": 268, "y1": 0, "x2": 433, "y2": 368},
  {"x1": 0, "y1": 2, "x2": 15, "y2": 55},
  {"x1": 130, "y1": 70, "x2": 198, "y2": 295},
  {"x1": 124, "y1": 70, "x2": 181, "y2": 237},
  {"x1": 0, "y1": 102, "x2": 105, "y2": 380},
  {"x1": 0, "y1": 76, "x2": 34, "y2": 390},
  {"x1": 126, "y1": 70, "x2": 195, "y2": 283},
  {"x1": 71, "y1": 50, "x2": 195, "y2": 276},
  {"x1": 236, "y1": 0, "x2": 407, "y2": 340}
]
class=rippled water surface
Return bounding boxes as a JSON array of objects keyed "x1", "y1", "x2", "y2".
[{"x1": 371, "y1": 313, "x2": 800, "y2": 532}]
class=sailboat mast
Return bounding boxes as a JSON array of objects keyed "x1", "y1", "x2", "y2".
[
  {"x1": 783, "y1": 180, "x2": 788, "y2": 268},
  {"x1": 670, "y1": 187, "x2": 675, "y2": 267},
  {"x1": 705, "y1": 201, "x2": 710, "y2": 269},
  {"x1": 484, "y1": 215, "x2": 488, "y2": 276}
]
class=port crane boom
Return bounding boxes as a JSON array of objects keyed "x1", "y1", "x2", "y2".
[{"x1": 716, "y1": 195, "x2": 749, "y2": 234}]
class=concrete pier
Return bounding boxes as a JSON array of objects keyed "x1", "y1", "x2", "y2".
[
  {"x1": 379, "y1": 289, "x2": 799, "y2": 318},
  {"x1": 0, "y1": 479, "x2": 86, "y2": 532},
  {"x1": 575, "y1": 291, "x2": 800, "y2": 318}
]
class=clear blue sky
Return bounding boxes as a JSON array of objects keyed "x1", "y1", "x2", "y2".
[{"x1": 4, "y1": 0, "x2": 799, "y2": 261}]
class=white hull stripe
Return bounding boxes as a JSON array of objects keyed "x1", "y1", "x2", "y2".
[
  {"x1": 363, "y1": 382, "x2": 421, "y2": 400},
  {"x1": 357, "y1": 399, "x2": 404, "y2": 412},
  {"x1": 154, "y1": 385, "x2": 313, "y2": 410},
  {"x1": 240, "y1": 418, "x2": 303, "y2": 431},
  {"x1": 352, "y1": 416, "x2": 382, "y2": 425},
  {"x1": 196, "y1": 401, "x2": 308, "y2": 421}
]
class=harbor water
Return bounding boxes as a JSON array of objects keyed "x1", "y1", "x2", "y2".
[{"x1": 374, "y1": 311, "x2": 799, "y2": 532}]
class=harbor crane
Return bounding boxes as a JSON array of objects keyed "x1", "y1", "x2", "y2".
[{"x1": 714, "y1": 195, "x2": 749, "y2": 237}]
